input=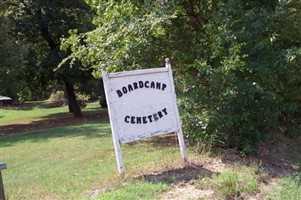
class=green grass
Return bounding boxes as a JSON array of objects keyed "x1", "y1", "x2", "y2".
[
  {"x1": 198, "y1": 166, "x2": 259, "y2": 200},
  {"x1": 214, "y1": 170, "x2": 257, "y2": 199},
  {"x1": 0, "y1": 101, "x2": 100, "y2": 125},
  {"x1": 2, "y1": 101, "x2": 300, "y2": 199},
  {"x1": 0, "y1": 121, "x2": 182, "y2": 199},
  {"x1": 267, "y1": 173, "x2": 301, "y2": 200},
  {"x1": 0, "y1": 102, "x2": 65, "y2": 124},
  {"x1": 0, "y1": 102, "x2": 182, "y2": 199}
]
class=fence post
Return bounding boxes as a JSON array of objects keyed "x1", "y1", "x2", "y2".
[{"x1": 0, "y1": 163, "x2": 7, "y2": 200}]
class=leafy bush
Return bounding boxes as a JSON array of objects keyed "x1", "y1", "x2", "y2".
[{"x1": 179, "y1": 1, "x2": 301, "y2": 154}]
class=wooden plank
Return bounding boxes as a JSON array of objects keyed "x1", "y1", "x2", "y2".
[
  {"x1": 165, "y1": 58, "x2": 187, "y2": 161},
  {"x1": 0, "y1": 163, "x2": 6, "y2": 200},
  {"x1": 101, "y1": 65, "x2": 125, "y2": 174},
  {"x1": 106, "y1": 66, "x2": 179, "y2": 143},
  {"x1": 109, "y1": 67, "x2": 168, "y2": 79},
  {"x1": 102, "y1": 59, "x2": 187, "y2": 174}
]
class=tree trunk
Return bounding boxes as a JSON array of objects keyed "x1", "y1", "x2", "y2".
[
  {"x1": 64, "y1": 81, "x2": 82, "y2": 117},
  {"x1": 22, "y1": 2, "x2": 84, "y2": 118}
]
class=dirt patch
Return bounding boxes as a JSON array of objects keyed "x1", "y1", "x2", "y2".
[
  {"x1": 160, "y1": 182, "x2": 214, "y2": 200},
  {"x1": 220, "y1": 145, "x2": 300, "y2": 178},
  {"x1": 142, "y1": 146, "x2": 300, "y2": 200},
  {"x1": 133, "y1": 162, "x2": 217, "y2": 199}
]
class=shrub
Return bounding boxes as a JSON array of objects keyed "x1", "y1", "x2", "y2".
[{"x1": 179, "y1": 1, "x2": 301, "y2": 155}]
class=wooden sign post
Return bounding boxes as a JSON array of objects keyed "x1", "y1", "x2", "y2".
[
  {"x1": 102, "y1": 59, "x2": 186, "y2": 174},
  {"x1": 0, "y1": 163, "x2": 7, "y2": 200}
]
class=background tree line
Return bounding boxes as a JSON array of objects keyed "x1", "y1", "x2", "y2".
[{"x1": 2, "y1": 0, "x2": 300, "y2": 154}]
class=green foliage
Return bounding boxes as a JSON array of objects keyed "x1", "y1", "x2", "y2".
[
  {"x1": 0, "y1": 3, "x2": 28, "y2": 99},
  {"x1": 61, "y1": 0, "x2": 177, "y2": 72},
  {"x1": 64, "y1": 0, "x2": 301, "y2": 154},
  {"x1": 2, "y1": 0, "x2": 98, "y2": 109},
  {"x1": 179, "y1": 0, "x2": 301, "y2": 154}
]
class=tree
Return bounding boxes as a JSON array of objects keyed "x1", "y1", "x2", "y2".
[
  {"x1": 4, "y1": 0, "x2": 95, "y2": 116},
  {"x1": 0, "y1": 2, "x2": 28, "y2": 99},
  {"x1": 178, "y1": 0, "x2": 301, "y2": 153},
  {"x1": 64, "y1": 0, "x2": 301, "y2": 153}
]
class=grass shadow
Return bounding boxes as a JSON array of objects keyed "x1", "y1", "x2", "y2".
[
  {"x1": 0, "y1": 121, "x2": 111, "y2": 147},
  {"x1": 136, "y1": 162, "x2": 216, "y2": 184},
  {"x1": 0, "y1": 104, "x2": 34, "y2": 111},
  {"x1": 126, "y1": 133, "x2": 181, "y2": 149},
  {"x1": 0, "y1": 101, "x2": 48, "y2": 110},
  {"x1": 0, "y1": 109, "x2": 108, "y2": 135}
]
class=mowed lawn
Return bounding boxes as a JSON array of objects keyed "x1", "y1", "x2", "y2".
[
  {"x1": 0, "y1": 102, "x2": 69, "y2": 125},
  {"x1": 1, "y1": 102, "x2": 301, "y2": 200},
  {"x1": 0, "y1": 103, "x2": 181, "y2": 199}
]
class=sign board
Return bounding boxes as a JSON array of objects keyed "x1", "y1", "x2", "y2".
[{"x1": 102, "y1": 59, "x2": 186, "y2": 174}]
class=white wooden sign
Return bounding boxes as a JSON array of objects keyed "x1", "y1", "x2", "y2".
[{"x1": 102, "y1": 59, "x2": 186, "y2": 174}]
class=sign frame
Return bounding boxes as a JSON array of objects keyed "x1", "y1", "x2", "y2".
[{"x1": 101, "y1": 58, "x2": 186, "y2": 174}]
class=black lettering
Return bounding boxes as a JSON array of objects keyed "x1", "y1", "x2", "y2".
[
  {"x1": 156, "y1": 82, "x2": 161, "y2": 89},
  {"x1": 139, "y1": 81, "x2": 144, "y2": 88},
  {"x1": 162, "y1": 83, "x2": 167, "y2": 91},
  {"x1": 143, "y1": 117, "x2": 147, "y2": 124},
  {"x1": 128, "y1": 84, "x2": 133, "y2": 92},
  {"x1": 124, "y1": 108, "x2": 169, "y2": 125},
  {"x1": 122, "y1": 87, "x2": 128, "y2": 94},
  {"x1": 125, "y1": 116, "x2": 130, "y2": 123},
  {"x1": 158, "y1": 111, "x2": 163, "y2": 118},
  {"x1": 145, "y1": 81, "x2": 150, "y2": 88},
  {"x1": 131, "y1": 116, "x2": 135, "y2": 124},
  {"x1": 117, "y1": 90, "x2": 123, "y2": 98},
  {"x1": 150, "y1": 81, "x2": 155, "y2": 88},
  {"x1": 133, "y1": 82, "x2": 138, "y2": 89}
]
